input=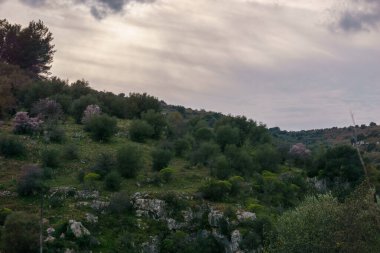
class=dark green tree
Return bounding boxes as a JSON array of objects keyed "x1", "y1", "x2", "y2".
[{"x1": 0, "y1": 19, "x2": 55, "y2": 76}]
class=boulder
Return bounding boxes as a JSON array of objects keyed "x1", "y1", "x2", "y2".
[
  {"x1": 44, "y1": 235, "x2": 55, "y2": 243},
  {"x1": 68, "y1": 220, "x2": 90, "y2": 238},
  {"x1": 133, "y1": 198, "x2": 166, "y2": 219},
  {"x1": 230, "y1": 230, "x2": 242, "y2": 252},
  {"x1": 208, "y1": 209, "x2": 224, "y2": 227},
  {"x1": 91, "y1": 200, "x2": 110, "y2": 211},
  {"x1": 236, "y1": 211, "x2": 256, "y2": 222},
  {"x1": 141, "y1": 235, "x2": 160, "y2": 253},
  {"x1": 75, "y1": 190, "x2": 99, "y2": 200},
  {"x1": 85, "y1": 213, "x2": 98, "y2": 223}
]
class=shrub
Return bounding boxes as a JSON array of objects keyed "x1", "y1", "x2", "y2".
[
  {"x1": 81, "y1": 104, "x2": 101, "y2": 125},
  {"x1": 63, "y1": 144, "x2": 79, "y2": 160},
  {"x1": 0, "y1": 135, "x2": 26, "y2": 158},
  {"x1": 31, "y1": 98, "x2": 63, "y2": 122},
  {"x1": 141, "y1": 109, "x2": 167, "y2": 138},
  {"x1": 104, "y1": 171, "x2": 122, "y2": 191},
  {"x1": 216, "y1": 125, "x2": 240, "y2": 150},
  {"x1": 70, "y1": 94, "x2": 99, "y2": 123},
  {"x1": 159, "y1": 168, "x2": 175, "y2": 183},
  {"x1": 194, "y1": 127, "x2": 214, "y2": 142},
  {"x1": 151, "y1": 148, "x2": 173, "y2": 171},
  {"x1": 190, "y1": 142, "x2": 220, "y2": 166},
  {"x1": 117, "y1": 144, "x2": 143, "y2": 178},
  {"x1": 84, "y1": 172, "x2": 101, "y2": 189},
  {"x1": 229, "y1": 176, "x2": 245, "y2": 197},
  {"x1": 108, "y1": 192, "x2": 133, "y2": 214},
  {"x1": 3, "y1": 212, "x2": 39, "y2": 253},
  {"x1": 128, "y1": 119, "x2": 154, "y2": 142},
  {"x1": 44, "y1": 124, "x2": 66, "y2": 143},
  {"x1": 84, "y1": 114, "x2": 117, "y2": 142},
  {"x1": 200, "y1": 179, "x2": 231, "y2": 201},
  {"x1": 174, "y1": 138, "x2": 190, "y2": 157},
  {"x1": 211, "y1": 155, "x2": 232, "y2": 180},
  {"x1": 91, "y1": 152, "x2": 115, "y2": 178},
  {"x1": 0, "y1": 207, "x2": 12, "y2": 226},
  {"x1": 17, "y1": 165, "x2": 44, "y2": 196},
  {"x1": 41, "y1": 148, "x2": 61, "y2": 168},
  {"x1": 78, "y1": 169, "x2": 85, "y2": 183},
  {"x1": 13, "y1": 111, "x2": 43, "y2": 135}
]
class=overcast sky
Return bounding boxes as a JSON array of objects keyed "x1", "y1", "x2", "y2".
[{"x1": 1, "y1": 0, "x2": 379, "y2": 130}]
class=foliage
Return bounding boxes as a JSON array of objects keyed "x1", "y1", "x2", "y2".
[
  {"x1": 104, "y1": 171, "x2": 122, "y2": 191},
  {"x1": 128, "y1": 119, "x2": 154, "y2": 142},
  {"x1": 13, "y1": 111, "x2": 43, "y2": 134},
  {"x1": 190, "y1": 142, "x2": 220, "y2": 166},
  {"x1": 224, "y1": 145, "x2": 254, "y2": 176},
  {"x1": 17, "y1": 165, "x2": 45, "y2": 196},
  {"x1": 0, "y1": 207, "x2": 12, "y2": 226},
  {"x1": 41, "y1": 148, "x2": 61, "y2": 168},
  {"x1": 63, "y1": 143, "x2": 79, "y2": 160},
  {"x1": 81, "y1": 104, "x2": 101, "y2": 125},
  {"x1": 108, "y1": 192, "x2": 133, "y2": 214},
  {"x1": 125, "y1": 92, "x2": 161, "y2": 119},
  {"x1": 194, "y1": 127, "x2": 215, "y2": 142},
  {"x1": 151, "y1": 148, "x2": 173, "y2": 171},
  {"x1": 117, "y1": 144, "x2": 143, "y2": 178},
  {"x1": 174, "y1": 138, "x2": 190, "y2": 157},
  {"x1": 2, "y1": 211, "x2": 39, "y2": 253},
  {"x1": 159, "y1": 168, "x2": 176, "y2": 183},
  {"x1": 84, "y1": 114, "x2": 117, "y2": 142},
  {"x1": 31, "y1": 98, "x2": 63, "y2": 122},
  {"x1": 0, "y1": 134, "x2": 26, "y2": 158},
  {"x1": 141, "y1": 109, "x2": 166, "y2": 139},
  {"x1": 70, "y1": 94, "x2": 99, "y2": 123},
  {"x1": 91, "y1": 152, "x2": 115, "y2": 178},
  {"x1": 211, "y1": 155, "x2": 232, "y2": 180},
  {"x1": 0, "y1": 19, "x2": 55, "y2": 76},
  {"x1": 268, "y1": 184, "x2": 380, "y2": 253},
  {"x1": 200, "y1": 179, "x2": 232, "y2": 201},
  {"x1": 216, "y1": 125, "x2": 240, "y2": 150},
  {"x1": 44, "y1": 123, "x2": 66, "y2": 143}
]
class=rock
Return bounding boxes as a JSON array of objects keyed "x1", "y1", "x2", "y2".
[
  {"x1": 133, "y1": 198, "x2": 166, "y2": 219},
  {"x1": 76, "y1": 190, "x2": 99, "y2": 200},
  {"x1": 49, "y1": 187, "x2": 76, "y2": 199},
  {"x1": 91, "y1": 200, "x2": 110, "y2": 211},
  {"x1": 208, "y1": 209, "x2": 224, "y2": 227},
  {"x1": 230, "y1": 230, "x2": 242, "y2": 252},
  {"x1": 42, "y1": 218, "x2": 49, "y2": 225},
  {"x1": 44, "y1": 235, "x2": 55, "y2": 243},
  {"x1": 68, "y1": 220, "x2": 90, "y2": 238},
  {"x1": 236, "y1": 211, "x2": 256, "y2": 222},
  {"x1": 85, "y1": 213, "x2": 98, "y2": 223},
  {"x1": 64, "y1": 249, "x2": 75, "y2": 253},
  {"x1": 60, "y1": 233, "x2": 65, "y2": 239},
  {"x1": 141, "y1": 236, "x2": 160, "y2": 253},
  {"x1": 76, "y1": 201, "x2": 90, "y2": 208},
  {"x1": 182, "y1": 208, "x2": 193, "y2": 223},
  {"x1": 166, "y1": 218, "x2": 184, "y2": 230},
  {"x1": 46, "y1": 227, "x2": 55, "y2": 235},
  {"x1": 0, "y1": 190, "x2": 18, "y2": 197}
]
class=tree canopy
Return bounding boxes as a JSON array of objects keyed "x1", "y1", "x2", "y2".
[{"x1": 0, "y1": 19, "x2": 55, "y2": 76}]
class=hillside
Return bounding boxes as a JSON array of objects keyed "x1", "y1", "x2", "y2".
[{"x1": 0, "y1": 19, "x2": 379, "y2": 253}]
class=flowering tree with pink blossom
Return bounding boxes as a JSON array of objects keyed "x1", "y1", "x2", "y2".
[
  {"x1": 81, "y1": 104, "x2": 101, "y2": 125},
  {"x1": 13, "y1": 112, "x2": 43, "y2": 134}
]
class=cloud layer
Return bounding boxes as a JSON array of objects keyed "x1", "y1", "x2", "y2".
[{"x1": 1, "y1": 0, "x2": 379, "y2": 130}]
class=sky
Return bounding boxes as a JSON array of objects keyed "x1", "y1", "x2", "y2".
[{"x1": 0, "y1": 0, "x2": 379, "y2": 130}]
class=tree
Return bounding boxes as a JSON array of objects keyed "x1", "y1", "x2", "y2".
[
  {"x1": 0, "y1": 19, "x2": 55, "y2": 76},
  {"x1": 3, "y1": 212, "x2": 40, "y2": 253},
  {"x1": 117, "y1": 144, "x2": 143, "y2": 178}
]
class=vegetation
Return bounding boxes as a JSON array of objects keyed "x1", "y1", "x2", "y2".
[{"x1": 0, "y1": 19, "x2": 379, "y2": 253}]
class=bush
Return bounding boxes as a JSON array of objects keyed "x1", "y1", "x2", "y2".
[
  {"x1": 211, "y1": 155, "x2": 232, "y2": 180},
  {"x1": 13, "y1": 111, "x2": 43, "y2": 135},
  {"x1": 44, "y1": 124, "x2": 66, "y2": 143},
  {"x1": 70, "y1": 94, "x2": 99, "y2": 123},
  {"x1": 128, "y1": 119, "x2": 154, "y2": 142},
  {"x1": 216, "y1": 125, "x2": 240, "y2": 150},
  {"x1": 141, "y1": 109, "x2": 167, "y2": 138},
  {"x1": 0, "y1": 135, "x2": 26, "y2": 158},
  {"x1": 84, "y1": 114, "x2": 117, "y2": 142},
  {"x1": 31, "y1": 98, "x2": 63, "y2": 122},
  {"x1": 63, "y1": 144, "x2": 79, "y2": 160},
  {"x1": 78, "y1": 169, "x2": 85, "y2": 183},
  {"x1": 117, "y1": 144, "x2": 143, "y2": 178},
  {"x1": 104, "y1": 171, "x2": 122, "y2": 191},
  {"x1": 108, "y1": 192, "x2": 133, "y2": 214},
  {"x1": 200, "y1": 179, "x2": 231, "y2": 201},
  {"x1": 190, "y1": 142, "x2": 220, "y2": 166},
  {"x1": 174, "y1": 138, "x2": 190, "y2": 157},
  {"x1": 17, "y1": 165, "x2": 45, "y2": 196},
  {"x1": 194, "y1": 127, "x2": 214, "y2": 142},
  {"x1": 41, "y1": 148, "x2": 61, "y2": 168},
  {"x1": 0, "y1": 207, "x2": 12, "y2": 226},
  {"x1": 151, "y1": 148, "x2": 173, "y2": 171},
  {"x1": 159, "y1": 168, "x2": 175, "y2": 183},
  {"x1": 81, "y1": 104, "x2": 101, "y2": 125},
  {"x1": 91, "y1": 152, "x2": 115, "y2": 178},
  {"x1": 3, "y1": 212, "x2": 39, "y2": 253}
]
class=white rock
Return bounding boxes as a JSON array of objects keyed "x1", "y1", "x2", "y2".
[
  {"x1": 230, "y1": 230, "x2": 242, "y2": 252},
  {"x1": 69, "y1": 220, "x2": 90, "y2": 238},
  {"x1": 208, "y1": 209, "x2": 224, "y2": 227},
  {"x1": 46, "y1": 227, "x2": 55, "y2": 235},
  {"x1": 85, "y1": 213, "x2": 98, "y2": 223},
  {"x1": 236, "y1": 211, "x2": 256, "y2": 222},
  {"x1": 44, "y1": 235, "x2": 55, "y2": 243}
]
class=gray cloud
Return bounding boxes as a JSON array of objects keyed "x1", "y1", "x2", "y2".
[
  {"x1": 18, "y1": 0, "x2": 156, "y2": 19},
  {"x1": 332, "y1": 0, "x2": 380, "y2": 32}
]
